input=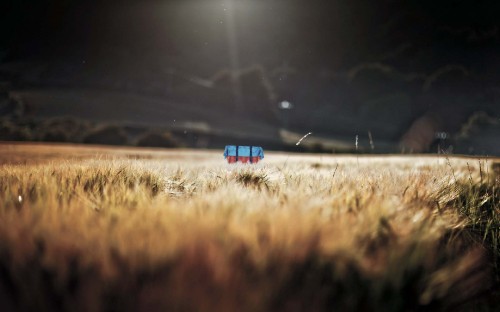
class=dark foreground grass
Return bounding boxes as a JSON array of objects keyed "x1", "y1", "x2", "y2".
[
  {"x1": 437, "y1": 162, "x2": 500, "y2": 311},
  {"x1": 0, "y1": 227, "x2": 489, "y2": 312}
]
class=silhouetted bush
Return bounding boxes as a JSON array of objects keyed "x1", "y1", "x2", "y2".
[
  {"x1": 83, "y1": 125, "x2": 128, "y2": 145},
  {"x1": 0, "y1": 119, "x2": 31, "y2": 141},
  {"x1": 41, "y1": 129, "x2": 69, "y2": 142},
  {"x1": 38, "y1": 117, "x2": 92, "y2": 143},
  {"x1": 456, "y1": 111, "x2": 497, "y2": 139}
]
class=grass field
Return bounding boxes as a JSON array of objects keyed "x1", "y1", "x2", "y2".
[{"x1": 0, "y1": 143, "x2": 499, "y2": 312}]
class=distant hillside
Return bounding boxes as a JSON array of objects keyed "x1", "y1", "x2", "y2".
[
  {"x1": 454, "y1": 112, "x2": 500, "y2": 155},
  {"x1": 1, "y1": 59, "x2": 499, "y2": 155}
]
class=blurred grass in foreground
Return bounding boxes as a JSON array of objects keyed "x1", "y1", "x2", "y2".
[{"x1": 0, "y1": 146, "x2": 499, "y2": 311}]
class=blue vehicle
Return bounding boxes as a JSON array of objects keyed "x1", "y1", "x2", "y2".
[{"x1": 224, "y1": 145, "x2": 264, "y2": 163}]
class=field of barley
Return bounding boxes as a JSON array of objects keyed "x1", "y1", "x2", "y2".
[{"x1": 0, "y1": 143, "x2": 499, "y2": 312}]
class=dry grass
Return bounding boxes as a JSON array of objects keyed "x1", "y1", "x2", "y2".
[{"x1": 0, "y1": 143, "x2": 499, "y2": 312}]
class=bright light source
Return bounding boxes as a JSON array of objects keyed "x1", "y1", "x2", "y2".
[{"x1": 279, "y1": 100, "x2": 293, "y2": 109}]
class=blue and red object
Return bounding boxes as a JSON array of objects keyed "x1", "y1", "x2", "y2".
[{"x1": 224, "y1": 145, "x2": 264, "y2": 164}]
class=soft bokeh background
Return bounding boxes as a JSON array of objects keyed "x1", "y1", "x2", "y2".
[{"x1": 1, "y1": 0, "x2": 499, "y2": 154}]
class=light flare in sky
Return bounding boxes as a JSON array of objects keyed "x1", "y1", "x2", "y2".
[{"x1": 296, "y1": 132, "x2": 312, "y2": 146}]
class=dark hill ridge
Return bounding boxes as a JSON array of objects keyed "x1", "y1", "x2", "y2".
[{"x1": 1, "y1": 59, "x2": 499, "y2": 154}]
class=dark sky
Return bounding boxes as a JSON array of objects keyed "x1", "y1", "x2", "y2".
[
  {"x1": 2, "y1": 0, "x2": 500, "y2": 153},
  {"x1": 3, "y1": 0, "x2": 500, "y2": 72}
]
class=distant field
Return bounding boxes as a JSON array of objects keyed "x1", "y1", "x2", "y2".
[{"x1": 0, "y1": 143, "x2": 499, "y2": 311}]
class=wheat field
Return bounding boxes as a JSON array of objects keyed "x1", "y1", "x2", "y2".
[{"x1": 0, "y1": 143, "x2": 499, "y2": 312}]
